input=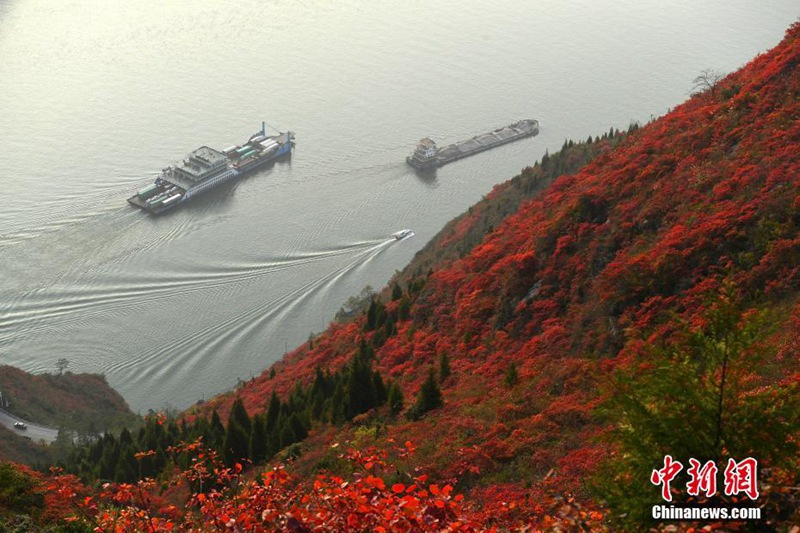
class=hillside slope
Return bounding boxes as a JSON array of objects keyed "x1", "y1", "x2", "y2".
[
  {"x1": 11, "y1": 21, "x2": 800, "y2": 532},
  {"x1": 0, "y1": 366, "x2": 139, "y2": 464},
  {"x1": 196, "y1": 21, "x2": 800, "y2": 525}
]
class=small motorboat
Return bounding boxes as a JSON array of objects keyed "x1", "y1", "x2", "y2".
[{"x1": 393, "y1": 229, "x2": 413, "y2": 240}]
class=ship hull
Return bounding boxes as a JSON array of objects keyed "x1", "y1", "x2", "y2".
[
  {"x1": 407, "y1": 119, "x2": 538, "y2": 170},
  {"x1": 128, "y1": 127, "x2": 294, "y2": 215}
]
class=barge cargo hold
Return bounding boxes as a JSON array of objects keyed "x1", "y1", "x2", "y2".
[
  {"x1": 406, "y1": 119, "x2": 538, "y2": 170},
  {"x1": 128, "y1": 123, "x2": 294, "y2": 214}
]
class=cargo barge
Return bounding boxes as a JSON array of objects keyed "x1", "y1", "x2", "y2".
[
  {"x1": 128, "y1": 123, "x2": 294, "y2": 214},
  {"x1": 406, "y1": 119, "x2": 538, "y2": 170}
]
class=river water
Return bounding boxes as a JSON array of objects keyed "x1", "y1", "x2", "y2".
[{"x1": 0, "y1": 0, "x2": 796, "y2": 412}]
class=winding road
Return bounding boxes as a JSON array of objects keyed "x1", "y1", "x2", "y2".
[{"x1": 0, "y1": 407, "x2": 59, "y2": 444}]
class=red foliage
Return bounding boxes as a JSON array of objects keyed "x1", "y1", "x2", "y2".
[
  {"x1": 41, "y1": 440, "x2": 510, "y2": 532},
  {"x1": 158, "y1": 21, "x2": 800, "y2": 531}
]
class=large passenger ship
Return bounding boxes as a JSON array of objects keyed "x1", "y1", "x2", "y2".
[{"x1": 128, "y1": 123, "x2": 294, "y2": 214}]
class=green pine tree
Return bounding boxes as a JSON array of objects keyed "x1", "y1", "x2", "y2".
[
  {"x1": 330, "y1": 380, "x2": 346, "y2": 424},
  {"x1": 279, "y1": 419, "x2": 296, "y2": 449},
  {"x1": 439, "y1": 353, "x2": 451, "y2": 383},
  {"x1": 223, "y1": 420, "x2": 250, "y2": 465},
  {"x1": 224, "y1": 399, "x2": 252, "y2": 465},
  {"x1": 250, "y1": 414, "x2": 269, "y2": 463},
  {"x1": 265, "y1": 392, "x2": 281, "y2": 432},
  {"x1": 229, "y1": 398, "x2": 252, "y2": 435},
  {"x1": 288, "y1": 413, "x2": 308, "y2": 442},
  {"x1": 407, "y1": 367, "x2": 443, "y2": 421},
  {"x1": 387, "y1": 382, "x2": 404, "y2": 415},
  {"x1": 391, "y1": 282, "x2": 403, "y2": 301},
  {"x1": 346, "y1": 351, "x2": 377, "y2": 419},
  {"x1": 373, "y1": 370, "x2": 388, "y2": 405},
  {"x1": 503, "y1": 362, "x2": 518, "y2": 388},
  {"x1": 209, "y1": 409, "x2": 226, "y2": 452}
]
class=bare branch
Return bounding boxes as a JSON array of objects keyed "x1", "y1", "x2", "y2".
[{"x1": 691, "y1": 68, "x2": 725, "y2": 99}]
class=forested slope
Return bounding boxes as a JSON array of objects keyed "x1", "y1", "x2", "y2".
[
  {"x1": 4, "y1": 20, "x2": 800, "y2": 532},
  {"x1": 197, "y1": 20, "x2": 800, "y2": 527}
]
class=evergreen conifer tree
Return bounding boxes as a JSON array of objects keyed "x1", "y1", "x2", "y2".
[
  {"x1": 223, "y1": 419, "x2": 250, "y2": 465},
  {"x1": 224, "y1": 399, "x2": 252, "y2": 465},
  {"x1": 229, "y1": 398, "x2": 252, "y2": 435},
  {"x1": 439, "y1": 353, "x2": 451, "y2": 383},
  {"x1": 391, "y1": 282, "x2": 403, "y2": 301},
  {"x1": 398, "y1": 297, "x2": 411, "y2": 321},
  {"x1": 288, "y1": 413, "x2": 308, "y2": 442},
  {"x1": 250, "y1": 414, "x2": 269, "y2": 463},
  {"x1": 209, "y1": 409, "x2": 226, "y2": 451},
  {"x1": 346, "y1": 351, "x2": 377, "y2": 419},
  {"x1": 407, "y1": 367, "x2": 442, "y2": 420},
  {"x1": 311, "y1": 390, "x2": 325, "y2": 421},
  {"x1": 114, "y1": 446, "x2": 137, "y2": 483},
  {"x1": 279, "y1": 419, "x2": 296, "y2": 449},
  {"x1": 373, "y1": 370, "x2": 388, "y2": 405},
  {"x1": 265, "y1": 392, "x2": 281, "y2": 432},
  {"x1": 504, "y1": 362, "x2": 519, "y2": 388},
  {"x1": 330, "y1": 380, "x2": 346, "y2": 424},
  {"x1": 387, "y1": 382, "x2": 404, "y2": 415},
  {"x1": 366, "y1": 299, "x2": 378, "y2": 331}
]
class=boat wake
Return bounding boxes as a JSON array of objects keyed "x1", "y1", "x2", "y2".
[
  {"x1": 0, "y1": 239, "x2": 388, "y2": 347},
  {"x1": 99, "y1": 237, "x2": 395, "y2": 406}
]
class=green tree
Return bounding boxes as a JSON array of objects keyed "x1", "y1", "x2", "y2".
[
  {"x1": 407, "y1": 368, "x2": 443, "y2": 421},
  {"x1": 365, "y1": 298, "x2": 387, "y2": 331},
  {"x1": 311, "y1": 390, "x2": 326, "y2": 421},
  {"x1": 391, "y1": 282, "x2": 403, "y2": 301},
  {"x1": 114, "y1": 445, "x2": 137, "y2": 483},
  {"x1": 330, "y1": 380, "x2": 346, "y2": 425},
  {"x1": 387, "y1": 382, "x2": 404, "y2": 415},
  {"x1": 594, "y1": 286, "x2": 800, "y2": 525},
  {"x1": 366, "y1": 299, "x2": 378, "y2": 331},
  {"x1": 229, "y1": 398, "x2": 252, "y2": 435},
  {"x1": 373, "y1": 370, "x2": 388, "y2": 406},
  {"x1": 208, "y1": 409, "x2": 226, "y2": 452},
  {"x1": 265, "y1": 392, "x2": 281, "y2": 433},
  {"x1": 311, "y1": 367, "x2": 331, "y2": 399},
  {"x1": 398, "y1": 297, "x2": 411, "y2": 321},
  {"x1": 224, "y1": 399, "x2": 252, "y2": 464},
  {"x1": 224, "y1": 420, "x2": 250, "y2": 465},
  {"x1": 439, "y1": 353, "x2": 451, "y2": 383},
  {"x1": 346, "y1": 351, "x2": 377, "y2": 419},
  {"x1": 288, "y1": 413, "x2": 308, "y2": 442},
  {"x1": 250, "y1": 414, "x2": 269, "y2": 463},
  {"x1": 503, "y1": 362, "x2": 518, "y2": 388}
]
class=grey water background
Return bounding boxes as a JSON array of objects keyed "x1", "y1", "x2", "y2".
[{"x1": 0, "y1": 0, "x2": 796, "y2": 412}]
